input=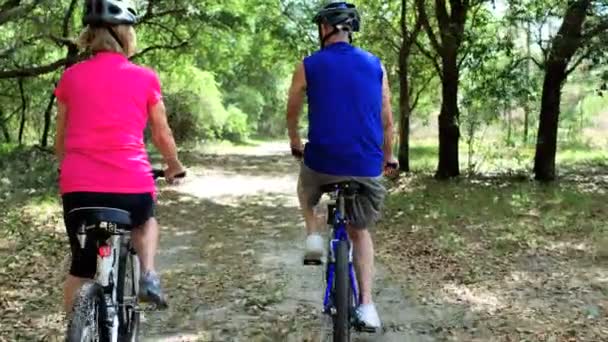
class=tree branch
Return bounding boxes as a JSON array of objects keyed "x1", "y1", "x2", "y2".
[
  {"x1": 145, "y1": 21, "x2": 184, "y2": 42},
  {"x1": 457, "y1": 2, "x2": 484, "y2": 69},
  {"x1": 280, "y1": 1, "x2": 317, "y2": 50},
  {"x1": 377, "y1": 12, "x2": 402, "y2": 41},
  {"x1": 0, "y1": 51, "x2": 86, "y2": 79},
  {"x1": 415, "y1": 0, "x2": 443, "y2": 54},
  {"x1": 130, "y1": 41, "x2": 189, "y2": 61},
  {"x1": 409, "y1": 73, "x2": 435, "y2": 112},
  {"x1": 0, "y1": 0, "x2": 42, "y2": 26},
  {"x1": 566, "y1": 48, "x2": 593, "y2": 76},
  {"x1": 583, "y1": 19, "x2": 608, "y2": 40},
  {"x1": 49, "y1": 35, "x2": 77, "y2": 48},
  {"x1": 62, "y1": 0, "x2": 78, "y2": 38},
  {"x1": 138, "y1": 8, "x2": 188, "y2": 25},
  {"x1": 0, "y1": 35, "x2": 45, "y2": 59},
  {"x1": 414, "y1": 38, "x2": 443, "y2": 80}
]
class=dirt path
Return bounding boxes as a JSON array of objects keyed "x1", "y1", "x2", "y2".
[{"x1": 142, "y1": 143, "x2": 436, "y2": 342}]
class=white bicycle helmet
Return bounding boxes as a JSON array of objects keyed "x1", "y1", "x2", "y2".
[{"x1": 83, "y1": 0, "x2": 138, "y2": 27}]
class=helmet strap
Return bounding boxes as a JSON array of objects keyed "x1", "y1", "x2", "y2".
[
  {"x1": 319, "y1": 26, "x2": 341, "y2": 49},
  {"x1": 106, "y1": 27, "x2": 126, "y2": 53}
]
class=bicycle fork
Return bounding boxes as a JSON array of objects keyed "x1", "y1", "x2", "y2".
[
  {"x1": 83, "y1": 226, "x2": 121, "y2": 342},
  {"x1": 323, "y1": 234, "x2": 360, "y2": 315}
]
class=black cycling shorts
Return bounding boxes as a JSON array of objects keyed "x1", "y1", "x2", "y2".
[{"x1": 62, "y1": 192, "x2": 155, "y2": 278}]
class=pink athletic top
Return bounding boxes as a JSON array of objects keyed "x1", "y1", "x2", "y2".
[{"x1": 55, "y1": 52, "x2": 161, "y2": 195}]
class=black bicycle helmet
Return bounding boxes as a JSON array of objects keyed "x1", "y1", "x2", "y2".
[
  {"x1": 83, "y1": 0, "x2": 138, "y2": 27},
  {"x1": 313, "y1": 2, "x2": 360, "y2": 33}
]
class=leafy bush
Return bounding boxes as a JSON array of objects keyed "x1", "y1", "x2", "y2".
[
  {"x1": 163, "y1": 91, "x2": 201, "y2": 143},
  {"x1": 222, "y1": 106, "x2": 250, "y2": 143},
  {"x1": 160, "y1": 66, "x2": 229, "y2": 142},
  {"x1": 224, "y1": 85, "x2": 266, "y2": 132}
]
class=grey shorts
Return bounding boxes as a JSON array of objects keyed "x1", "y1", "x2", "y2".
[{"x1": 297, "y1": 164, "x2": 387, "y2": 229}]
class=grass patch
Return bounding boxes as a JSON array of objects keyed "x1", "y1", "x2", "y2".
[
  {"x1": 378, "y1": 175, "x2": 608, "y2": 341},
  {"x1": 384, "y1": 177, "x2": 607, "y2": 255}
]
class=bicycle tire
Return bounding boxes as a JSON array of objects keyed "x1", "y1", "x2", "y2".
[
  {"x1": 333, "y1": 240, "x2": 351, "y2": 342},
  {"x1": 117, "y1": 243, "x2": 141, "y2": 341},
  {"x1": 66, "y1": 282, "x2": 110, "y2": 342}
]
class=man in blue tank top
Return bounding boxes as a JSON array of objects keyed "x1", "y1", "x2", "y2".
[{"x1": 286, "y1": 1, "x2": 398, "y2": 330}]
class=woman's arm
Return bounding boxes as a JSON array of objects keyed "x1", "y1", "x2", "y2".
[
  {"x1": 54, "y1": 101, "x2": 68, "y2": 162},
  {"x1": 149, "y1": 100, "x2": 184, "y2": 177}
]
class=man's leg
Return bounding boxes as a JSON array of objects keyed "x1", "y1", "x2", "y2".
[
  {"x1": 298, "y1": 170, "x2": 324, "y2": 263},
  {"x1": 298, "y1": 179, "x2": 318, "y2": 236},
  {"x1": 348, "y1": 226, "x2": 374, "y2": 305}
]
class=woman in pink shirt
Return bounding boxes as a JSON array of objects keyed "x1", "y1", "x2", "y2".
[{"x1": 54, "y1": 0, "x2": 184, "y2": 312}]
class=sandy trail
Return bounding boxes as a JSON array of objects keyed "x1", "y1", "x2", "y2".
[{"x1": 143, "y1": 143, "x2": 435, "y2": 341}]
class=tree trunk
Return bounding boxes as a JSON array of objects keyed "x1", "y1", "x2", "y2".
[
  {"x1": 523, "y1": 21, "x2": 531, "y2": 144},
  {"x1": 533, "y1": 0, "x2": 590, "y2": 181},
  {"x1": 506, "y1": 101, "x2": 512, "y2": 146},
  {"x1": 40, "y1": 92, "x2": 55, "y2": 147},
  {"x1": 398, "y1": 69, "x2": 411, "y2": 172},
  {"x1": 436, "y1": 53, "x2": 460, "y2": 179},
  {"x1": 398, "y1": 28, "x2": 411, "y2": 172},
  {"x1": 0, "y1": 115, "x2": 10, "y2": 142},
  {"x1": 534, "y1": 64, "x2": 566, "y2": 181},
  {"x1": 18, "y1": 78, "x2": 26, "y2": 145},
  {"x1": 40, "y1": 45, "x2": 78, "y2": 147}
]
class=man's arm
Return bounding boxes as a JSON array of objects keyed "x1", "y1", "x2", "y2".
[
  {"x1": 381, "y1": 63, "x2": 395, "y2": 162},
  {"x1": 286, "y1": 62, "x2": 307, "y2": 149}
]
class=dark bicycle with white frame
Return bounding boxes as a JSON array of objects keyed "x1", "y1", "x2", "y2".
[{"x1": 65, "y1": 169, "x2": 184, "y2": 342}]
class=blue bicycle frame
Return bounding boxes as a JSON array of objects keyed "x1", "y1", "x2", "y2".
[{"x1": 323, "y1": 190, "x2": 359, "y2": 314}]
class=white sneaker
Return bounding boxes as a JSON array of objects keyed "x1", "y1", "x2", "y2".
[
  {"x1": 355, "y1": 303, "x2": 381, "y2": 331},
  {"x1": 303, "y1": 234, "x2": 324, "y2": 264}
]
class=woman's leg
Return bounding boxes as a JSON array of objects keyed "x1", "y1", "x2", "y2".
[
  {"x1": 64, "y1": 275, "x2": 89, "y2": 313},
  {"x1": 131, "y1": 217, "x2": 167, "y2": 308},
  {"x1": 131, "y1": 217, "x2": 159, "y2": 273}
]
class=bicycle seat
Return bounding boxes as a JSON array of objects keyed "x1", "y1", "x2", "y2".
[
  {"x1": 320, "y1": 181, "x2": 362, "y2": 195},
  {"x1": 67, "y1": 207, "x2": 132, "y2": 226}
]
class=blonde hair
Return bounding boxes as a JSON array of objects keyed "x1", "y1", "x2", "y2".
[{"x1": 78, "y1": 25, "x2": 137, "y2": 57}]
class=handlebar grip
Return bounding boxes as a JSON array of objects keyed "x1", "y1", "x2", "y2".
[
  {"x1": 152, "y1": 169, "x2": 164, "y2": 179},
  {"x1": 173, "y1": 171, "x2": 187, "y2": 179},
  {"x1": 385, "y1": 162, "x2": 399, "y2": 170},
  {"x1": 291, "y1": 148, "x2": 304, "y2": 159},
  {"x1": 152, "y1": 169, "x2": 187, "y2": 180}
]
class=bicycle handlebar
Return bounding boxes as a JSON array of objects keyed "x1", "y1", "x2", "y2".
[
  {"x1": 152, "y1": 169, "x2": 187, "y2": 180},
  {"x1": 292, "y1": 148, "x2": 399, "y2": 171},
  {"x1": 291, "y1": 148, "x2": 304, "y2": 159},
  {"x1": 385, "y1": 162, "x2": 399, "y2": 170}
]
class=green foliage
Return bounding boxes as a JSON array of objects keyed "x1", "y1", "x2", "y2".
[
  {"x1": 225, "y1": 85, "x2": 266, "y2": 131},
  {"x1": 162, "y1": 66, "x2": 228, "y2": 140},
  {"x1": 223, "y1": 105, "x2": 250, "y2": 143},
  {"x1": 1, "y1": 0, "x2": 608, "y2": 168}
]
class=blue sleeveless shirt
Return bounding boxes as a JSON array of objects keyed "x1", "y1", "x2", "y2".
[{"x1": 303, "y1": 42, "x2": 384, "y2": 177}]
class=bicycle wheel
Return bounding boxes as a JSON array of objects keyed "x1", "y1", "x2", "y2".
[
  {"x1": 117, "y1": 243, "x2": 141, "y2": 341},
  {"x1": 333, "y1": 240, "x2": 351, "y2": 342},
  {"x1": 66, "y1": 282, "x2": 109, "y2": 342}
]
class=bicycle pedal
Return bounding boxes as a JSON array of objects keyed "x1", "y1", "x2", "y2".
[
  {"x1": 353, "y1": 322, "x2": 379, "y2": 334},
  {"x1": 303, "y1": 259, "x2": 323, "y2": 266},
  {"x1": 358, "y1": 326, "x2": 378, "y2": 334}
]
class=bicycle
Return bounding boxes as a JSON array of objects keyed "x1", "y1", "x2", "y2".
[
  {"x1": 65, "y1": 169, "x2": 185, "y2": 342},
  {"x1": 292, "y1": 148, "x2": 397, "y2": 342}
]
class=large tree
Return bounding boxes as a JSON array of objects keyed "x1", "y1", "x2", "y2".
[
  {"x1": 529, "y1": 0, "x2": 608, "y2": 181},
  {"x1": 0, "y1": 0, "x2": 239, "y2": 145},
  {"x1": 360, "y1": 0, "x2": 431, "y2": 172},
  {"x1": 415, "y1": 0, "x2": 491, "y2": 179}
]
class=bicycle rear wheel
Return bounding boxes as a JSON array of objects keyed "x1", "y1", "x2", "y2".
[
  {"x1": 66, "y1": 282, "x2": 109, "y2": 342},
  {"x1": 333, "y1": 240, "x2": 351, "y2": 342},
  {"x1": 117, "y1": 243, "x2": 141, "y2": 341}
]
